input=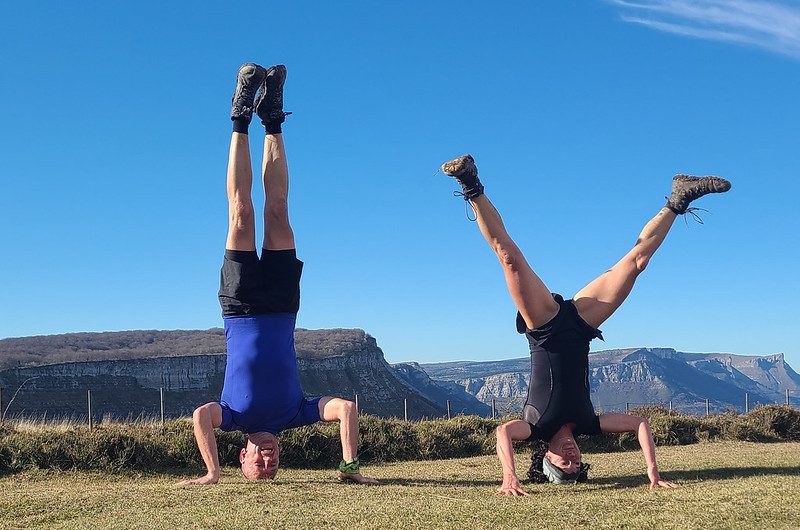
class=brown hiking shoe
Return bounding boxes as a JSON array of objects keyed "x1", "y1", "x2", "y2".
[
  {"x1": 231, "y1": 63, "x2": 267, "y2": 122},
  {"x1": 666, "y1": 174, "x2": 731, "y2": 214},
  {"x1": 441, "y1": 154, "x2": 484, "y2": 200},
  {"x1": 255, "y1": 64, "x2": 292, "y2": 126}
]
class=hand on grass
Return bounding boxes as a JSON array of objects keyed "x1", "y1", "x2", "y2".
[
  {"x1": 176, "y1": 473, "x2": 219, "y2": 486},
  {"x1": 338, "y1": 472, "x2": 379, "y2": 485},
  {"x1": 648, "y1": 468, "x2": 677, "y2": 489},
  {"x1": 496, "y1": 475, "x2": 529, "y2": 496}
]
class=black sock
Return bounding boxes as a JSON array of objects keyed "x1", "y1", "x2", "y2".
[
  {"x1": 232, "y1": 118, "x2": 250, "y2": 134},
  {"x1": 264, "y1": 121, "x2": 282, "y2": 134},
  {"x1": 262, "y1": 248, "x2": 296, "y2": 260}
]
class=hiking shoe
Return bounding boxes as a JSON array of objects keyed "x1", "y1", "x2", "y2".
[
  {"x1": 231, "y1": 63, "x2": 267, "y2": 122},
  {"x1": 255, "y1": 64, "x2": 292, "y2": 126},
  {"x1": 441, "y1": 154, "x2": 484, "y2": 200},
  {"x1": 666, "y1": 174, "x2": 731, "y2": 214}
]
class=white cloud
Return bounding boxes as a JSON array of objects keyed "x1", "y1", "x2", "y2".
[{"x1": 609, "y1": 0, "x2": 800, "y2": 58}]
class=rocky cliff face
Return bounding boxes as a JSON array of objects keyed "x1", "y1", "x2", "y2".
[
  {"x1": 422, "y1": 348, "x2": 800, "y2": 415},
  {"x1": 0, "y1": 329, "x2": 447, "y2": 421},
  {"x1": 391, "y1": 362, "x2": 490, "y2": 416}
]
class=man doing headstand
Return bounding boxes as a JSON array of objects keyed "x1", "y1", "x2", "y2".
[
  {"x1": 178, "y1": 63, "x2": 377, "y2": 485},
  {"x1": 440, "y1": 154, "x2": 730, "y2": 494}
]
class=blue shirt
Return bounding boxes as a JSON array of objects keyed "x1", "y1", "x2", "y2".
[{"x1": 218, "y1": 313, "x2": 320, "y2": 435}]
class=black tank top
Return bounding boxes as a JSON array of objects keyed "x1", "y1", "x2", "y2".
[{"x1": 516, "y1": 294, "x2": 603, "y2": 442}]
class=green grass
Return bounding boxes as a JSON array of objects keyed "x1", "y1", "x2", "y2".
[{"x1": 2, "y1": 441, "x2": 799, "y2": 530}]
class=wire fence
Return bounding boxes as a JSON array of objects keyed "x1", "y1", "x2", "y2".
[
  {"x1": 595, "y1": 389, "x2": 800, "y2": 417},
  {"x1": 1, "y1": 386, "x2": 798, "y2": 428}
]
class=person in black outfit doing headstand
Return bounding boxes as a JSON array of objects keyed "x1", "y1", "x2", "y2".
[{"x1": 440, "y1": 154, "x2": 730, "y2": 495}]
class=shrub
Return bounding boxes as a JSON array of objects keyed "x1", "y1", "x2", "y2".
[
  {"x1": 745, "y1": 405, "x2": 800, "y2": 441},
  {"x1": 356, "y1": 415, "x2": 420, "y2": 462},
  {"x1": 279, "y1": 422, "x2": 341, "y2": 468},
  {"x1": 648, "y1": 414, "x2": 701, "y2": 445},
  {"x1": 416, "y1": 419, "x2": 483, "y2": 460},
  {"x1": 629, "y1": 405, "x2": 671, "y2": 418},
  {"x1": 1, "y1": 406, "x2": 799, "y2": 475}
]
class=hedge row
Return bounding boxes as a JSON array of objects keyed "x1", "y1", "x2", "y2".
[{"x1": 1, "y1": 406, "x2": 798, "y2": 474}]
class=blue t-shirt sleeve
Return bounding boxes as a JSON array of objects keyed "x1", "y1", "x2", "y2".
[{"x1": 217, "y1": 401, "x2": 236, "y2": 432}]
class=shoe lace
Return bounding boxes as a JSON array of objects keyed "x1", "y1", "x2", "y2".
[
  {"x1": 665, "y1": 196, "x2": 710, "y2": 225},
  {"x1": 453, "y1": 191, "x2": 477, "y2": 221},
  {"x1": 684, "y1": 207, "x2": 709, "y2": 224},
  {"x1": 432, "y1": 168, "x2": 477, "y2": 221}
]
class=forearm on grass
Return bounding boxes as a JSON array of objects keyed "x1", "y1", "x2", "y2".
[
  {"x1": 496, "y1": 420, "x2": 532, "y2": 479},
  {"x1": 193, "y1": 402, "x2": 223, "y2": 479}
]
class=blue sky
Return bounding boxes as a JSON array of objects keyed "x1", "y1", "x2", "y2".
[{"x1": 1, "y1": 1, "x2": 798, "y2": 367}]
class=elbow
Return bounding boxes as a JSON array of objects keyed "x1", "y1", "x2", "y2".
[
  {"x1": 339, "y1": 400, "x2": 356, "y2": 421},
  {"x1": 192, "y1": 403, "x2": 213, "y2": 425},
  {"x1": 495, "y1": 423, "x2": 511, "y2": 444}
]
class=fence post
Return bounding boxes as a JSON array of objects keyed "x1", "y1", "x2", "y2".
[
  {"x1": 625, "y1": 402, "x2": 629, "y2": 414},
  {"x1": 705, "y1": 398, "x2": 710, "y2": 417},
  {"x1": 446, "y1": 400, "x2": 451, "y2": 420},
  {"x1": 668, "y1": 400, "x2": 672, "y2": 414},
  {"x1": 355, "y1": 393, "x2": 359, "y2": 413},
  {"x1": 87, "y1": 390, "x2": 93, "y2": 431},
  {"x1": 160, "y1": 387, "x2": 165, "y2": 426},
  {"x1": 403, "y1": 398, "x2": 408, "y2": 422},
  {"x1": 787, "y1": 389, "x2": 790, "y2": 407},
  {"x1": 745, "y1": 392, "x2": 749, "y2": 414},
  {"x1": 491, "y1": 399, "x2": 496, "y2": 419},
  {"x1": 0, "y1": 387, "x2": 4, "y2": 423}
]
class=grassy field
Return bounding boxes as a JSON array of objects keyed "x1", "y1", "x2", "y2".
[{"x1": 2, "y1": 441, "x2": 799, "y2": 530}]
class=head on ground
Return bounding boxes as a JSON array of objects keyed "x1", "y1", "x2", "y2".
[
  {"x1": 240, "y1": 432, "x2": 280, "y2": 480},
  {"x1": 527, "y1": 425, "x2": 591, "y2": 484}
]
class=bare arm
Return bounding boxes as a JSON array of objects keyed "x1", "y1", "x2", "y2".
[
  {"x1": 176, "y1": 402, "x2": 223, "y2": 486},
  {"x1": 320, "y1": 397, "x2": 378, "y2": 485},
  {"x1": 495, "y1": 420, "x2": 532, "y2": 496},
  {"x1": 599, "y1": 413, "x2": 677, "y2": 489}
]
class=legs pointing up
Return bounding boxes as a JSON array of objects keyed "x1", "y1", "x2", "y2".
[
  {"x1": 225, "y1": 63, "x2": 266, "y2": 252},
  {"x1": 442, "y1": 155, "x2": 560, "y2": 330},
  {"x1": 573, "y1": 174, "x2": 731, "y2": 328}
]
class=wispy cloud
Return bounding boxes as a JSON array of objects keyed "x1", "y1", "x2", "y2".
[{"x1": 609, "y1": 0, "x2": 800, "y2": 58}]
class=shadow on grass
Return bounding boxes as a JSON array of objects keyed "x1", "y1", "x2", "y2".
[
  {"x1": 369, "y1": 466, "x2": 800, "y2": 490},
  {"x1": 377, "y1": 477, "x2": 498, "y2": 487},
  {"x1": 7, "y1": 465, "x2": 799, "y2": 492},
  {"x1": 591, "y1": 466, "x2": 800, "y2": 488}
]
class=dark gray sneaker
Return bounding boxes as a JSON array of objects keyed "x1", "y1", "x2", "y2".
[
  {"x1": 667, "y1": 174, "x2": 731, "y2": 214},
  {"x1": 255, "y1": 64, "x2": 292, "y2": 126},
  {"x1": 231, "y1": 63, "x2": 267, "y2": 122},
  {"x1": 441, "y1": 154, "x2": 484, "y2": 200}
]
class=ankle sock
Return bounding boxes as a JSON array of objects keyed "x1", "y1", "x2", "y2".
[
  {"x1": 264, "y1": 120, "x2": 282, "y2": 135},
  {"x1": 232, "y1": 118, "x2": 250, "y2": 134}
]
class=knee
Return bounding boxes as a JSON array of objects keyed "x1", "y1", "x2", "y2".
[
  {"x1": 632, "y1": 253, "x2": 650, "y2": 273},
  {"x1": 495, "y1": 242, "x2": 521, "y2": 271},
  {"x1": 229, "y1": 201, "x2": 254, "y2": 231},
  {"x1": 266, "y1": 198, "x2": 289, "y2": 225},
  {"x1": 630, "y1": 238, "x2": 652, "y2": 273}
]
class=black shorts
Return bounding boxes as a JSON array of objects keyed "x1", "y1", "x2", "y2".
[{"x1": 218, "y1": 249, "x2": 303, "y2": 316}]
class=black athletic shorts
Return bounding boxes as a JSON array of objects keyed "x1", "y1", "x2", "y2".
[{"x1": 218, "y1": 249, "x2": 303, "y2": 316}]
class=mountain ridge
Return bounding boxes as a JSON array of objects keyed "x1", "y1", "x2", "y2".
[{"x1": 1, "y1": 330, "x2": 797, "y2": 419}]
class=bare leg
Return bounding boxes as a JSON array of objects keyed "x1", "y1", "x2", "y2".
[
  {"x1": 470, "y1": 196, "x2": 560, "y2": 330},
  {"x1": 573, "y1": 207, "x2": 677, "y2": 328},
  {"x1": 261, "y1": 133, "x2": 295, "y2": 250},
  {"x1": 225, "y1": 132, "x2": 256, "y2": 251}
]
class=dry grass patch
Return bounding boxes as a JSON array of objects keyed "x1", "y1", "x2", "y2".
[{"x1": 1, "y1": 441, "x2": 799, "y2": 529}]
